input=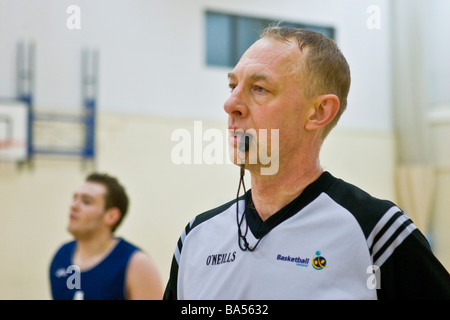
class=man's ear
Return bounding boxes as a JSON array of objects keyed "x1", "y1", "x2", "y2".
[
  {"x1": 104, "y1": 207, "x2": 121, "y2": 228},
  {"x1": 305, "y1": 94, "x2": 340, "y2": 131}
]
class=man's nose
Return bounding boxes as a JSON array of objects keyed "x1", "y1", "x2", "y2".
[
  {"x1": 70, "y1": 198, "x2": 79, "y2": 210},
  {"x1": 223, "y1": 86, "x2": 248, "y2": 118}
]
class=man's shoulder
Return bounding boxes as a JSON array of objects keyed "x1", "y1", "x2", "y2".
[
  {"x1": 325, "y1": 174, "x2": 396, "y2": 211},
  {"x1": 49, "y1": 239, "x2": 76, "y2": 269},
  {"x1": 190, "y1": 196, "x2": 240, "y2": 230},
  {"x1": 172, "y1": 196, "x2": 240, "y2": 263},
  {"x1": 324, "y1": 173, "x2": 400, "y2": 237},
  {"x1": 116, "y1": 237, "x2": 141, "y2": 252},
  {"x1": 53, "y1": 239, "x2": 76, "y2": 255}
]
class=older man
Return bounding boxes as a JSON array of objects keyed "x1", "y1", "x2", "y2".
[{"x1": 164, "y1": 26, "x2": 450, "y2": 300}]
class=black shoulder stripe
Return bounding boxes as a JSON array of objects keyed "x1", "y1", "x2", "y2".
[
  {"x1": 324, "y1": 173, "x2": 397, "y2": 238},
  {"x1": 190, "y1": 195, "x2": 244, "y2": 230},
  {"x1": 372, "y1": 218, "x2": 414, "y2": 263},
  {"x1": 173, "y1": 194, "x2": 244, "y2": 265},
  {"x1": 370, "y1": 211, "x2": 417, "y2": 267},
  {"x1": 369, "y1": 211, "x2": 404, "y2": 255},
  {"x1": 322, "y1": 172, "x2": 419, "y2": 267}
]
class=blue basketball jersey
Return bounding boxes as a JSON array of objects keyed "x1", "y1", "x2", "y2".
[{"x1": 49, "y1": 237, "x2": 139, "y2": 300}]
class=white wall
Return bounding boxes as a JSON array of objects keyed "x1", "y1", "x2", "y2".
[
  {"x1": 425, "y1": 0, "x2": 450, "y2": 105},
  {"x1": 0, "y1": 0, "x2": 393, "y2": 130}
]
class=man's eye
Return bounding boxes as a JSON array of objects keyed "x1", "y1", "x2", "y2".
[
  {"x1": 229, "y1": 84, "x2": 237, "y2": 92},
  {"x1": 254, "y1": 86, "x2": 267, "y2": 93}
]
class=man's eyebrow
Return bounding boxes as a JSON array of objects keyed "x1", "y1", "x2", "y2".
[
  {"x1": 227, "y1": 72, "x2": 236, "y2": 80},
  {"x1": 249, "y1": 73, "x2": 273, "y2": 83},
  {"x1": 73, "y1": 192, "x2": 95, "y2": 200},
  {"x1": 227, "y1": 72, "x2": 274, "y2": 85}
]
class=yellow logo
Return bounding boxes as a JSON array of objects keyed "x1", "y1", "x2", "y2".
[{"x1": 312, "y1": 251, "x2": 328, "y2": 270}]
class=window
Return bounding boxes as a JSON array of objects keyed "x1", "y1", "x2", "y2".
[{"x1": 205, "y1": 11, "x2": 335, "y2": 67}]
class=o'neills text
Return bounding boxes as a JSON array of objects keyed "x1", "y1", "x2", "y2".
[{"x1": 206, "y1": 251, "x2": 236, "y2": 266}]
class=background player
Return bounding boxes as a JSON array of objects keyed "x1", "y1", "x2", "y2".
[{"x1": 49, "y1": 172, "x2": 163, "y2": 300}]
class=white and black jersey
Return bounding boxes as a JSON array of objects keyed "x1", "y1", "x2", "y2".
[{"x1": 164, "y1": 171, "x2": 450, "y2": 300}]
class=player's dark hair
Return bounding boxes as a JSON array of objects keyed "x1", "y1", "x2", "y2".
[{"x1": 86, "y1": 172, "x2": 129, "y2": 233}]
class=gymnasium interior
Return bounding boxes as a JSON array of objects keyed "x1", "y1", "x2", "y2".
[{"x1": 0, "y1": 0, "x2": 449, "y2": 299}]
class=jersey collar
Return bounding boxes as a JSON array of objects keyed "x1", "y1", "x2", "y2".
[{"x1": 244, "y1": 171, "x2": 336, "y2": 239}]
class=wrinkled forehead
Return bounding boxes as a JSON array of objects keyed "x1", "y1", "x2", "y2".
[{"x1": 233, "y1": 37, "x2": 304, "y2": 78}]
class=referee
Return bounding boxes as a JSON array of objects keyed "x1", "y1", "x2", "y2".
[{"x1": 164, "y1": 26, "x2": 450, "y2": 300}]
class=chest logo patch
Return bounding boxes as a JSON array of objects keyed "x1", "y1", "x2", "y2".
[
  {"x1": 312, "y1": 251, "x2": 328, "y2": 270},
  {"x1": 276, "y1": 254, "x2": 310, "y2": 267}
]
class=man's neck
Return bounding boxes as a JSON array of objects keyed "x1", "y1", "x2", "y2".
[
  {"x1": 249, "y1": 158, "x2": 323, "y2": 222},
  {"x1": 73, "y1": 234, "x2": 118, "y2": 270}
]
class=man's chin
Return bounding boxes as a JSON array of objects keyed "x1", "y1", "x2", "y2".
[{"x1": 67, "y1": 226, "x2": 81, "y2": 238}]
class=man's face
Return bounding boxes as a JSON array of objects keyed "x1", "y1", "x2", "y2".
[
  {"x1": 67, "y1": 181, "x2": 108, "y2": 239},
  {"x1": 224, "y1": 37, "x2": 311, "y2": 172}
]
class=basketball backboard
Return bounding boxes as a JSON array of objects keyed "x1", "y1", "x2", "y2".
[{"x1": 0, "y1": 100, "x2": 28, "y2": 162}]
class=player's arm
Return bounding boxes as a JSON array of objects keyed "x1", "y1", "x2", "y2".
[
  {"x1": 163, "y1": 255, "x2": 179, "y2": 300},
  {"x1": 377, "y1": 229, "x2": 450, "y2": 299},
  {"x1": 163, "y1": 218, "x2": 198, "y2": 300},
  {"x1": 126, "y1": 251, "x2": 164, "y2": 300}
]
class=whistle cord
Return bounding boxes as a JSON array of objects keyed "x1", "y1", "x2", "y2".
[{"x1": 236, "y1": 165, "x2": 262, "y2": 252}]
